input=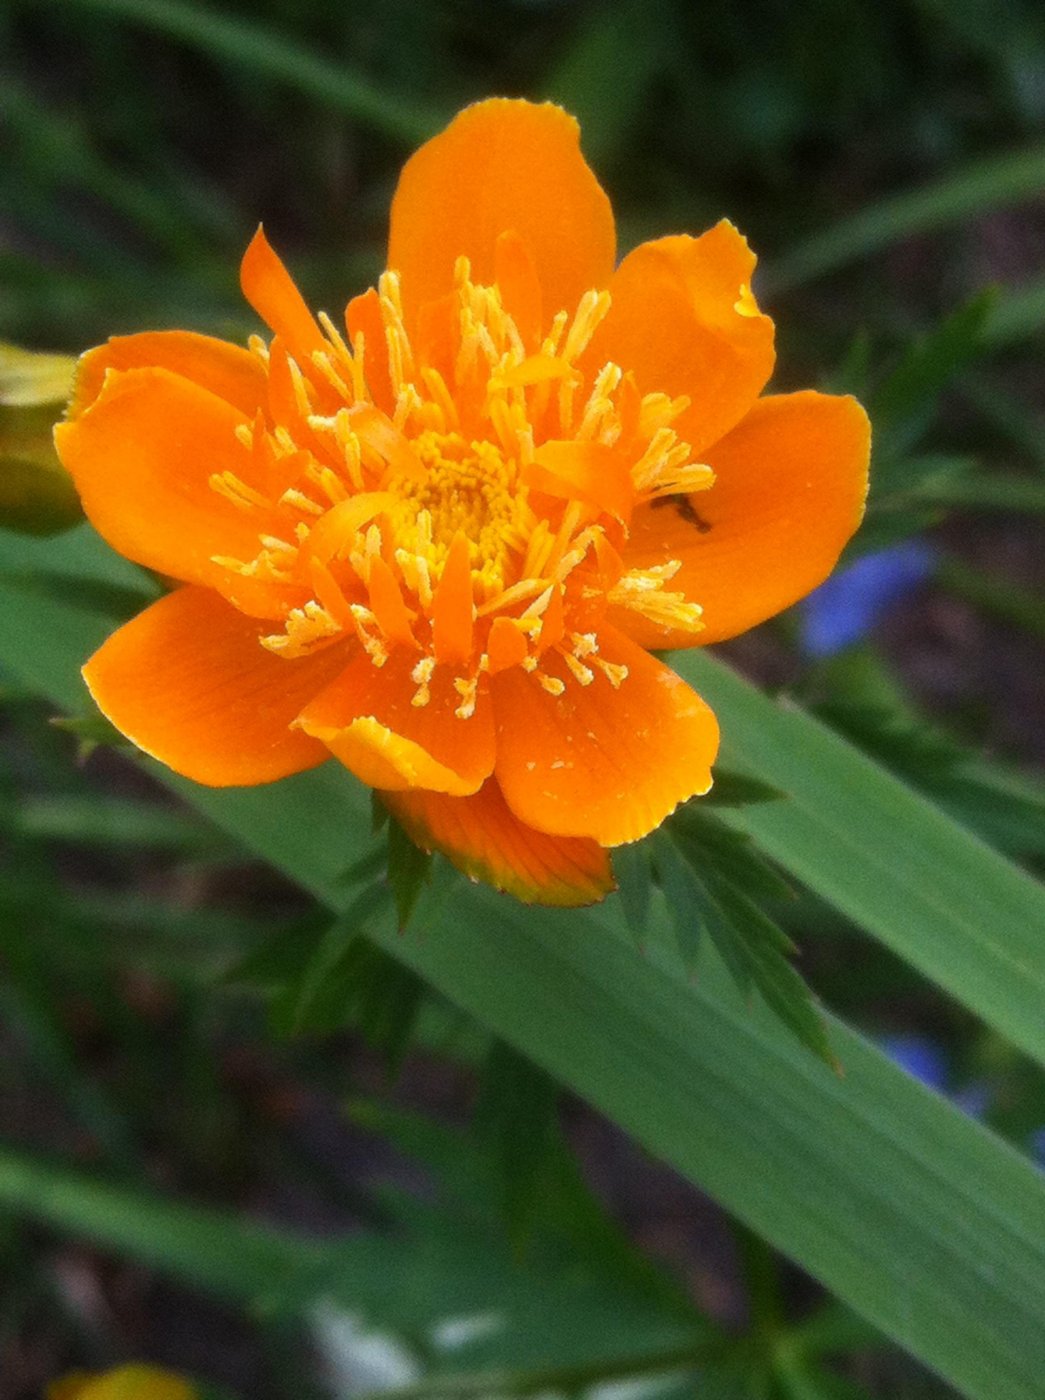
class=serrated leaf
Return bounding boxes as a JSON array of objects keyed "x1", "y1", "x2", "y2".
[
  {"x1": 387, "y1": 813, "x2": 432, "y2": 929},
  {"x1": 650, "y1": 830, "x2": 707, "y2": 973},
  {"x1": 703, "y1": 874, "x2": 836, "y2": 1068},
  {"x1": 612, "y1": 840, "x2": 654, "y2": 943},
  {"x1": 229, "y1": 882, "x2": 424, "y2": 1067},
  {"x1": 671, "y1": 805, "x2": 795, "y2": 905},
  {"x1": 655, "y1": 815, "x2": 832, "y2": 1066},
  {"x1": 276, "y1": 891, "x2": 424, "y2": 1067}
]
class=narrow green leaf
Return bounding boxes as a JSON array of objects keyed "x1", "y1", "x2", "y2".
[
  {"x1": 10, "y1": 793, "x2": 224, "y2": 853},
  {"x1": 674, "y1": 650, "x2": 1045, "y2": 1071},
  {"x1": 985, "y1": 272, "x2": 1045, "y2": 347},
  {"x1": 0, "y1": 1146, "x2": 327, "y2": 1308},
  {"x1": 766, "y1": 142, "x2": 1045, "y2": 294},
  {"x1": 543, "y1": 0, "x2": 674, "y2": 165},
  {"x1": 0, "y1": 1141, "x2": 708, "y2": 1372},
  {"x1": 40, "y1": 0, "x2": 445, "y2": 144},
  {"x1": 910, "y1": 472, "x2": 1045, "y2": 514},
  {"x1": 870, "y1": 295, "x2": 992, "y2": 468}
]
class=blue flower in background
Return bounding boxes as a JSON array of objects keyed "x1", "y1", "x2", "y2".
[
  {"x1": 879, "y1": 1034, "x2": 949, "y2": 1092},
  {"x1": 1029, "y1": 1127, "x2": 1045, "y2": 1170},
  {"x1": 880, "y1": 1033, "x2": 990, "y2": 1123},
  {"x1": 800, "y1": 540, "x2": 937, "y2": 657}
]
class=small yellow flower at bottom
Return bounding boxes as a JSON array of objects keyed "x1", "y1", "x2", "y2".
[{"x1": 48, "y1": 1364, "x2": 197, "y2": 1400}]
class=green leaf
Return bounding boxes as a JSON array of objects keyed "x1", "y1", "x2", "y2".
[
  {"x1": 766, "y1": 142, "x2": 1045, "y2": 294},
  {"x1": 475, "y1": 1042, "x2": 560, "y2": 1247},
  {"x1": 649, "y1": 828, "x2": 707, "y2": 971},
  {"x1": 703, "y1": 769, "x2": 788, "y2": 808},
  {"x1": 652, "y1": 812, "x2": 834, "y2": 1067},
  {"x1": 3, "y1": 528, "x2": 1045, "y2": 1396},
  {"x1": 612, "y1": 839, "x2": 654, "y2": 943},
  {"x1": 543, "y1": 0, "x2": 675, "y2": 166},
  {"x1": 8, "y1": 793, "x2": 225, "y2": 854},
  {"x1": 811, "y1": 698, "x2": 1045, "y2": 857},
  {"x1": 671, "y1": 805, "x2": 796, "y2": 905},
  {"x1": 908, "y1": 472, "x2": 1045, "y2": 515},
  {"x1": 264, "y1": 895, "x2": 426, "y2": 1070},
  {"x1": 0, "y1": 1140, "x2": 711, "y2": 1375},
  {"x1": 673, "y1": 650, "x2": 1045, "y2": 1073},
  {"x1": 42, "y1": 0, "x2": 445, "y2": 145},
  {"x1": 0, "y1": 1145, "x2": 330, "y2": 1310},
  {"x1": 387, "y1": 813, "x2": 434, "y2": 929},
  {"x1": 985, "y1": 271, "x2": 1045, "y2": 348},
  {"x1": 870, "y1": 295, "x2": 993, "y2": 469},
  {"x1": 49, "y1": 710, "x2": 136, "y2": 759}
]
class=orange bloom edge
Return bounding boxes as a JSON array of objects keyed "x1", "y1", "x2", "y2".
[{"x1": 55, "y1": 98, "x2": 870, "y2": 908}]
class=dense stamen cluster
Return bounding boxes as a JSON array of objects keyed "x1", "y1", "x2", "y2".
[{"x1": 209, "y1": 258, "x2": 713, "y2": 717}]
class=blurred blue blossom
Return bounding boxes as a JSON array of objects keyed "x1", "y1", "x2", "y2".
[
  {"x1": 1030, "y1": 1127, "x2": 1045, "y2": 1170},
  {"x1": 879, "y1": 1033, "x2": 949, "y2": 1092},
  {"x1": 880, "y1": 1033, "x2": 991, "y2": 1125},
  {"x1": 800, "y1": 541, "x2": 937, "y2": 657}
]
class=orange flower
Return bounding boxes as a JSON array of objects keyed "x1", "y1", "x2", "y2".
[
  {"x1": 56, "y1": 100, "x2": 869, "y2": 906},
  {"x1": 48, "y1": 1364, "x2": 197, "y2": 1400}
]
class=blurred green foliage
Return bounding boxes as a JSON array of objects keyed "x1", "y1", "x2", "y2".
[{"x1": 1, "y1": 1, "x2": 1044, "y2": 1397}]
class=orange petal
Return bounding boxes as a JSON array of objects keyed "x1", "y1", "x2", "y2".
[
  {"x1": 240, "y1": 226, "x2": 326, "y2": 367},
  {"x1": 587, "y1": 222, "x2": 776, "y2": 458},
  {"x1": 367, "y1": 554, "x2": 417, "y2": 649},
  {"x1": 56, "y1": 366, "x2": 255, "y2": 568},
  {"x1": 345, "y1": 288, "x2": 394, "y2": 414},
  {"x1": 493, "y1": 626, "x2": 719, "y2": 845},
  {"x1": 70, "y1": 330, "x2": 265, "y2": 419},
  {"x1": 383, "y1": 780, "x2": 614, "y2": 907},
  {"x1": 296, "y1": 648, "x2": 494, "y2": 796},
  {"x1": 388, "y1": 99, "x2": 615, "y2": 326},
  {"x1": 616, "y1": 391, "x2": 871, "y2": 648},
  {"x1": 431, "y1": 531, "x2": 474, "y2": 665},
  {"x1": 83, "y1": 587, "x2": 344, "y2": 786},
  {"x1": 486, "y1": 616, "x2": 529, "y2": 674},
  {"x1": 54, "y1": 366, "x2": 297, "y2": 618},
  {"x1": 526, "y1": 440, "x2": 633, "y2": 520},
  {"x1": 494, "y1": 229, "x2": 543, "y2": 350}
]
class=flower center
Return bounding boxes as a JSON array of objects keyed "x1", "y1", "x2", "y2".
[
  {"x1": 384, "y1": 429, "x2": 524, "y2": 601},
  {"x1": 209, "y1": 257, "x2": 715, "y2": 709}
]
